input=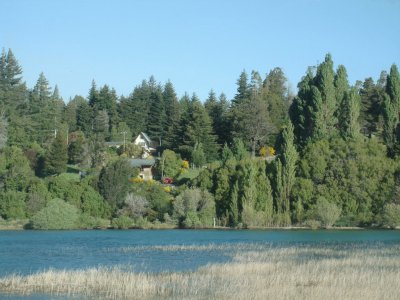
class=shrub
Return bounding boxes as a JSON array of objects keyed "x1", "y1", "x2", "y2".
[
  {"x1": 111, "y1": 215, "x2": 133, "y2": 229},
  {"x1": 0, "y1": 190, "x2": 27, "y2": 220},
  {"x1": 31, "y1": 198, "x2": 80, "y2": 230},
  {"x1": 79, "y1": 214, "x2": 110, "y2": 229},
  {"x1": 314, "y1": 197, "x2": 341, "y2": 228},
  {"x1": 173, "y1": 188, "x2": 215, "y2": 228},
  {"x1": 382, "y1": 203, "x2": 400, "y2": 229},
  {"x1": 304, "y1": 219, "x2": 321, "y2": 229}
]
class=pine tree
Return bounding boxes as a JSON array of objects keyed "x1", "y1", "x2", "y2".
[
  {"x1": 359, "y1": 77, "x2": 385, "y2": 137},
  {"x1": 162, "y1": 81, "x2": 181, "y2": 150},
  {"x1": 263, "y1": 67, "x2": 289, "y2": 134},
  {"x1": 178, "y1": 95, "x2": 218, "y2": 161},
  {"x1": 45, "y1": 132, "x2": 68, "y2": 175},
  {"x1": 119, "y1": 80, "x2": 151, "y2": 136},
  {"x1": 76, "y1": 100, "x2": 93, "y2": 135},
  {"x1": 146, "y1": 86, "x2": 165, "y2": 143},
  {"x1": 232, "y1": 70, "x2": 250, "y2": 107}
]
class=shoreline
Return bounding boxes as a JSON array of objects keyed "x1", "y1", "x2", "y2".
[{"x1": 0, "y1": 222, "x2": 396, "y2": 231}]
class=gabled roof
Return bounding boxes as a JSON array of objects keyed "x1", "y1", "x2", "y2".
[
  {"x1": 129, "y1": 158, "x2": 156, "y2": 168},
  {"x1": 140, "y1": 132, "x2": 152, "y2": 143}
]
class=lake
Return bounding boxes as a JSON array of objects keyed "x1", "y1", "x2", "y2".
[{"x1": 1, "y1": 229, "x2": 400, "y2": 277}]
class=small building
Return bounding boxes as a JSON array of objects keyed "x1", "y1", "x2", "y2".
[
  {"x1": 134, "y1": 132, "x2": 156, "y2": 158},
  {"x1": 129, "y1": 158, "x2": 156, "y2": 181}
]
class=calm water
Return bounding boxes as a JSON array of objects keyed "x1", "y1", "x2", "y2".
[{"x1": 1, "y1": 229, "x2": 400, "y2": 277}]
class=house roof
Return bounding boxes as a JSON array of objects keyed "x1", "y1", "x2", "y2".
[
  {"x1": 140, "y1": 132, "x2": 152, "y2": 143},
  {"x1": 129, "y1": 158, "x2": 156, "y2": 168}
]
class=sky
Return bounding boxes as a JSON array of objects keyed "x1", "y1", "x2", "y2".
[{"x1": 1, "y1": 0, "x2": 399, "y2": 102}]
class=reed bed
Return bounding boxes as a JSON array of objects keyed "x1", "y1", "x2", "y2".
[{"x1": 1, "y1": 245, "x2": 399, "y2": 300}]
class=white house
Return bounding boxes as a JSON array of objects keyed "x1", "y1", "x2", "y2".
[{"x1": 134, "y1": 132, "x2": 156, "y2": 158}]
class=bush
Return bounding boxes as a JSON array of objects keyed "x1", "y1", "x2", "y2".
[
  {"x1": 314, "y1": 197, "x2": 341, "y2": 228},
  {"x1": 79, "y1": 214, "x2": 110, "y2": 229},
  {"x1": 111, "y1": 215, "x2": 133, "y2": 229},
  {"x1": 382, "y1": 203, "x2": 400, "y2": 229},
  {"x1": 173, "y1": 188, "x2": 215, "y2": 228},
  {"x1": 0, "y1": 190, "x2": 27, "y2": 220},
  {"x1": 31, "y1": 198, "x2": 80, "y2": 230},
  {"x1": 304, "y1": 219, "x2": 321, "y2": 229}
]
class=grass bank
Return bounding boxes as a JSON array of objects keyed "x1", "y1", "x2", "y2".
[{"x1": 1, "y1": 245, "x2": 399, "y2": 299}]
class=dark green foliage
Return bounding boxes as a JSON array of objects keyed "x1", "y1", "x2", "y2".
[
  {"x1": 76, "y1": 100, "x2": 93, "y2": 135},
  {"x1": 0, "y1": 146, "x2": 33, "y2": 191},
  {"x1": 162, "y1": 81, "x2": 181, "y2": 150},
  {"x1": 98, "y1": 158, "x2": 138, "y2": 209},
  {"x1": 381, "y1": 203, "x2": 400, "y2": 229},
  {"x1": 298, "y1": 138, "x2": 396, "y2": 225},
  {"x1": 273, "y1": 121, "x2": 297, "y2": 225},
  {"x1": 146, "y1": 85, "x2": 165, "y2": 143},
  {"x1": 359, "y1": 77, "x2": 385, "y2": 137},
  {"x1": 178, "y1": 95, "x2": 218, "y2": 161},
  {"x1": 44, "y1": 132, "x2": 68, "y2": 175},
  {"x1": 263, "y1": 67, "x2": 289, "y2": 140},
  {"x1": 1, "y1": 48, "x2": 400, "y2": 229},
  {"x1": 31, "y1": 198, "x2": 80, "y2": 230},
  {"x1": 383, "y1": 65, "x2": 400, "y2": 157},
  {"x1": 0, "y1": 190, "x2": 26, "y2": 219},
  {"x1": 68, "y1": 131, "x2": 87, "y2": 165},
  {"x1": 81, "y1": 184, "x2": 111, "y2": 218},
  {"x1": 158, "y1": 149, "x2": 182, "y2": 179},
  {"x1": 339, "y1": 87, "x2": 361, "y2": 139}
]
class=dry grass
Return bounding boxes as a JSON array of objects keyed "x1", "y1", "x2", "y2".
[{"x1": 1, "y1": 245, "x2": 399, "y2": 300}]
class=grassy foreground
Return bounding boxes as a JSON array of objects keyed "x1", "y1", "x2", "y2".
[{"x1": 1, "y1": 245, "x2": 399, "y2": 299}]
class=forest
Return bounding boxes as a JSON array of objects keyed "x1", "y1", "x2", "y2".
[{"x1": 0, "y1": 48, "x2": 399, "y2": 230}]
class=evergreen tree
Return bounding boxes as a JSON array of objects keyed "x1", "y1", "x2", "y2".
[
  {"x1": 334, "y1": 65, "x2": 349, "y2": 106},
  {"x1": 232, "y1": 70, "x2": 250, "y2": 107},
  {"x1": 263, "y1": 67, "x2": 289, "y2": 135},
  {"x1": 76, "y1": 100, "x2": 93, "y2": 135},
  {"x1": 289, "y1": 68, "x2": 315, "y2": 148},
  {"x1": 274, "y1": 121, "x2": 298, "y2": 225},
  {"x1": 205, "y1": 90, "x2": 230, "y2": 147},
  {"x1": 229, "y1": 180, "x2": 239, "y2": 226},
  {"x1": 119, "y1": 80, "x2": 151, "y2": 136},
  {"x1": 178, "y1": 95, "x2": 218, "y2": 161},
  {"x1": 359, "y1": 77, "x2": 385, "y2": 137},
  {"x1": 146, "y1": 86, "x2": 165, "y2": 143},
  {"x1": 0, "y1": 110, "x2": 7, "y2": 149},
  {"x1": 383, "y1": 64, "x2": 400, "y2": 156},
  {"x1": 162, "y1": 81, "x2": 181, "y2": 150},
  {"x1": 44, "y1": 132, "x2": 68, "y2": 175},
  {"x1": 0, "y1": 49, "x2": 26, "y2": 115},
  {"x1": 313, "y1": 53, "x2": 337, "y2": 139},
  {"x1": 191, "y1": 142, "x2": 206, "y2": 168},
  {"x1": 339, "y1": 87, "x2": 361, "y2": 139}
]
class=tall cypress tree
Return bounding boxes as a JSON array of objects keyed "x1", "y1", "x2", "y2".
[
  {"x1": 383, "y1": 64, "x2": 400, "y2": 156},
  {"x1": 313, "y1": 53, "x2": 337, "y2": 139},
  {"x1": 339, "y1": 87, "x2": 361, "y2": 139}
]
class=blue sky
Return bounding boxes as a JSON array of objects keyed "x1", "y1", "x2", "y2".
[{"x1": 1, "y1": 0, "x2": 399, "y2": 102}]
